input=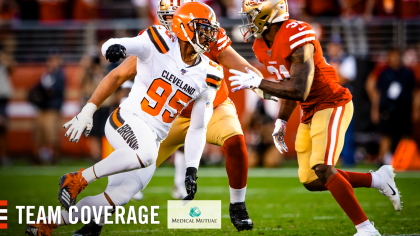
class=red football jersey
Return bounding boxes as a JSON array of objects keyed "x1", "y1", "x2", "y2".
[
  {"x1": 180, "y1": 27, "x2": 231, "y2": 118},
  {"x1": 253, "y1": 20, "x2": 352, "y2": 123}
]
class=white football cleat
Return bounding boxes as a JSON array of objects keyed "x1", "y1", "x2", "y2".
[
  {"x1": 372, "y1": 165, "x2": 402, "y2": 211},
  {"x1": 131, "y1": 191, "x2": 144, "y2": 201},
  {"x1": 354, "y1": 222, "x2": 381, "y2": 236}
]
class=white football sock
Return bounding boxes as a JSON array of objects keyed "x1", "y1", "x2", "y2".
[
  {"x1": 371, "y1": 172, "x2": 382, "y2": 189},
  {"x1": 82, "y1": 147, "x2": 140, "y2": 183},
  {"x1": 60, "y1": 193, "x2": 111, "y2": 225},
  {"x1": 82, "y1": 166, "x2": 97, "y2": 184},
  {"x1": 174, "y1": 150, "x2": 186, "y2": 190},
  {"x1": 230, "y1": 186, "x2": 246, "y2": 203},
  {"x1": 355, "y1": 219, "x2": 374, "y2": 231}
]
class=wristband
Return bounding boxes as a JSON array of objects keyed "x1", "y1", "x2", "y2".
[
  {"x1": 81, "y1": 103, "x2": 98, "y2": 117},
  {"x1": 275, "y1": 119, "x2": 286, "y2": 127}
]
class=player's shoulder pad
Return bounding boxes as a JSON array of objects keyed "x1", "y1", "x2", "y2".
[
  {"x1": 146, "y1": 25, "x2": 176, "y2": 54},
  {"x1": 205, "y1": 59, "x2": 224, "y2": 89},
  {"x1": 280, "y1": 20, "x2": 316, "y2": 52},
  {"x1": 281, "y1": 20, "x2": 314, "y2": 41}
]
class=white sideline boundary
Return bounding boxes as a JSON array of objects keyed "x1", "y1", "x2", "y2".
[{"x1": 1, "y1": 166, "x2": 420, "y2": 178}]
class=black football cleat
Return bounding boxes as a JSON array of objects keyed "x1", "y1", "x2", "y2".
[
  {"x1": 229, "y1": 202, "x2": 254, "y2": 231},
  {"x1": 73, "y1": 220, "x2": 103, "y2": 236}
]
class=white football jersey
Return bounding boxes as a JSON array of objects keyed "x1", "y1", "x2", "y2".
[{"x1": 103, "y1": 25, "x2": 223, "y2": 141}]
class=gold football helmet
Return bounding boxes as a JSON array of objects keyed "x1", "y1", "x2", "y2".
[
  {"x1": 239, "y1": 0, "x2": 289, "y2": 42},
  {"x1": 157, "y1": 0, "x2": 193, "y2": 31}
]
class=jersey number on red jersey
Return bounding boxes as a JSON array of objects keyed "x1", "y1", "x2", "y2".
[
  {"x1": 268, "y1": 65, "x2": 290, "y2": 80},
  {"x1": 267, "y1": 21, "x2": 308, "y2": 81}
]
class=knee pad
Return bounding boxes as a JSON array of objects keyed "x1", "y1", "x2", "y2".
[
  {"x1": 298, "y1": 168, "x2": 318, "y2": 184},
  {"x1": 106, "y1": 178, "x2": 143, "y2": 206}
]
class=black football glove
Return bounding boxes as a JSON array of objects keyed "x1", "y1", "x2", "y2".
[
  {"x1": 183, "y1": 167, "x2": 198, "y2": 200},
  {"x1": 105, "y1": 44, "x2": 126, "y2": 63}
]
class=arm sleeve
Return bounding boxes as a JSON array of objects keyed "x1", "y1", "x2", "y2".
[
  {"x1": 184, "y1": 88, "x2": 216, "y2": 169},
  {"x1": 101, "y1": 34, "x2": 152, "y2": 61},
  {"x1": 120, "y1": 80, "x2": 134, "y2": 89}
]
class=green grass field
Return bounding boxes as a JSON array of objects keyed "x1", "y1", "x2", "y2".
[{"x1": 0, "y1": 165, "x2": 419, "y2": 236}]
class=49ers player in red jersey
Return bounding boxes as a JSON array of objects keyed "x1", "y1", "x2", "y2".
[{"x1": 230, "y1": 0, "x2": 402, "y2": 235}]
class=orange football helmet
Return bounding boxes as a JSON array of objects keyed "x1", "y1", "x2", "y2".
[
  {"x1": 171, "y1": 2, "x2": 219, "y2": 54},
  {"x1": 239, "y1": 0, "x2": 289, "y2": 42},
  {"x1": 157, "y1": 0, "x2": 193, "y2": 31}
]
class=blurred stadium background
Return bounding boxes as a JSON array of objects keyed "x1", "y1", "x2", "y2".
[{"x1": 1, "y1": 0, "x2": 420, "y2": 235}]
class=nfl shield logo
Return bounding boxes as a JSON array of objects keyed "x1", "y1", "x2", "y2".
[
  {"x1": 267, "y1": 50, "x2": 272, "y2": 57},
  {"x1": 181, "y1": 69, "x2": 187, "y2": 75}
]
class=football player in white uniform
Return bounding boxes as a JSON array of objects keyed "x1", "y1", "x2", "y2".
[
  {"x1": 25, "y1": 2, "x2": 222, "y2": 235},
  {"x1": 73, "y1": 1, "x2": 273, "y2": 234}
]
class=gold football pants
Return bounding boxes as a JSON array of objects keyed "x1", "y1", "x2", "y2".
[{"x1": 295, "y1": 101, "x2": 354, "y2": 184}]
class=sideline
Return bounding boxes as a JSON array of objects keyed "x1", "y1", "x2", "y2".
[{"x1": 1, "y1": 166, "x2": 419, "y2": 178}]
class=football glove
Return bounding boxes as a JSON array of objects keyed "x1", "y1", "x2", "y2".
[
  {"x1": 272, "y1": 119, "x2": 288, "y2": 154},
  {"x1": 183, "y1": 167, "x2": 198, "y2": 201},
  {"x1": 63, "y1": 103, "x2": 97, "y2": 143},
  {"x1": 105, "y1": 44, "x2": 126, "y2": 63},
  {"x1": 229, "y1": 69, "x2": 263, "y2": 92}
]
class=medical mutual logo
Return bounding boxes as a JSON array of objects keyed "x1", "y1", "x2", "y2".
[
  {"x1": 189, "y1": 206, "x2": 201, "y2": 217},
  {"x1": 167, "y1": 200, "x2": 221, "y2": 229}
]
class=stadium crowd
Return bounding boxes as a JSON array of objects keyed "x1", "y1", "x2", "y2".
[{"x1": 0, "y1": 0, "x2": 418, "y2": 22}]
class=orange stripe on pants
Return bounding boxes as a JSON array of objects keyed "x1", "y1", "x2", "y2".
[{"x1": 112, "y1": 108, "x2": 123, "y2": 128}]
